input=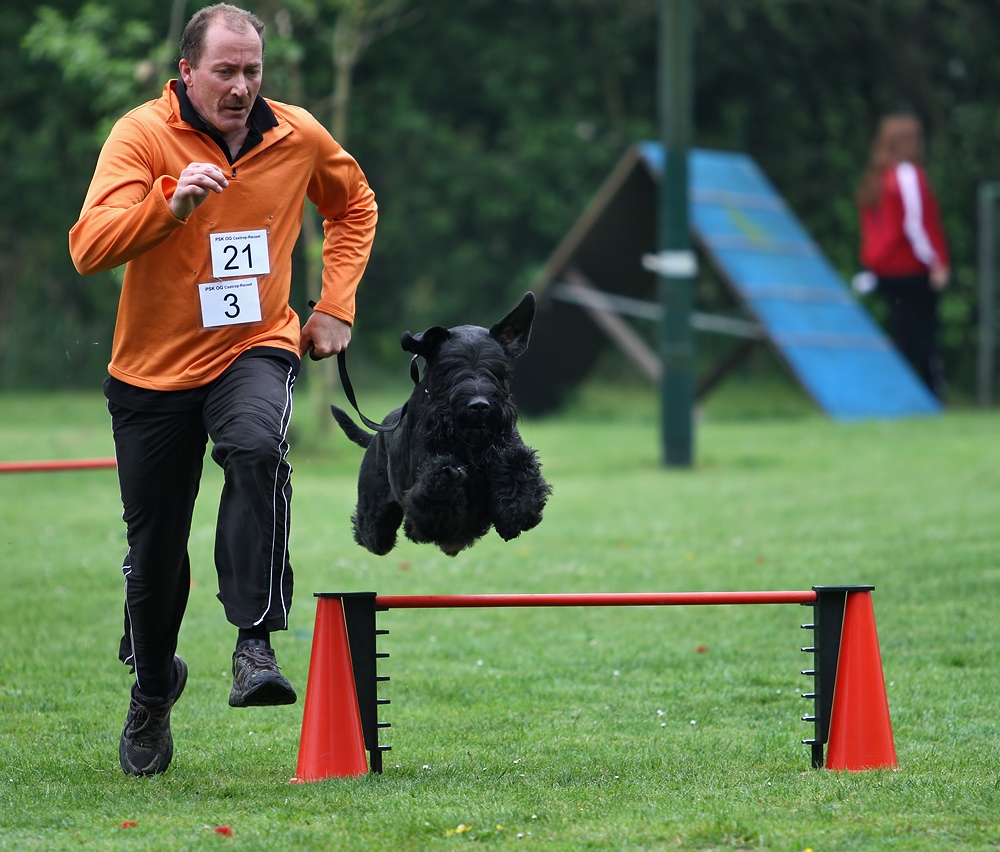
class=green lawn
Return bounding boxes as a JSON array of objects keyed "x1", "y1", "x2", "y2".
[{"x1": 1, "y1": 382, "x2": 999, "y2": 850}]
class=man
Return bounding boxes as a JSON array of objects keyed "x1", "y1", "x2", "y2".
[{"x1": 69, "y1": 3, "x2": 377, "y2": 776}]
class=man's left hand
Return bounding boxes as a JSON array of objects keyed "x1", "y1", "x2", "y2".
[{"x1": 300, "y1": 311, "x2": 351, "y2": 360}]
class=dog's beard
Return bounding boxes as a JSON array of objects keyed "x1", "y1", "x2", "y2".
[{"x1": 426, "y1": 395, "x2": 517, "y2": 452}]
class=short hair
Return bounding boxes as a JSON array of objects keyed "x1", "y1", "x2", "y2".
[{"x1": 180, "y1": 4, "x2": 265, "y2": 67}]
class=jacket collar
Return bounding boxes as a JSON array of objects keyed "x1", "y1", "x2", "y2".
[{"x1": 170, "y1": 78, "x2": 279, "y2": 165}]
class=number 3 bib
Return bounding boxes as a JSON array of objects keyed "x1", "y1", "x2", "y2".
[{"x1": 198, "y1": 229, "x2": 270, "y2": 328}]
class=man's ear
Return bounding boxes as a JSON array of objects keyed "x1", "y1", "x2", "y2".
[{"x1": 179, "y1": 58, "x2": 194, "y2": 87}]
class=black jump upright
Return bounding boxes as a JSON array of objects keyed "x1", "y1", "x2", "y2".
[
  {"x1": 800, "y1": 585, "x2": 875, "y2": 769},
  {"x1": 325, "y1": 591, "x2": 391, "y2": 774}
]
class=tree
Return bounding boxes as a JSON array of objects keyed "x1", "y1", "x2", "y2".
[
  {"x1": 7, "y1": 0, "x2": 1000, "y2": 396},
  {"x1": 2, "y1": 1, "x2": 171, "y2": 387}
]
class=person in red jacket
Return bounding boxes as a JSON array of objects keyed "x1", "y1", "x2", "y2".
[
  {"x1": 857, "y1": 114, "x2": 950, "y2": 400},
  {"x1": 69, "y1": 3, "x2": 376, "y2": 776}
]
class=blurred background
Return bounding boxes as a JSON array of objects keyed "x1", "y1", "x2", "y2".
[{"x1": 4, "y1": 0, "x2": 998, "y2": 401}]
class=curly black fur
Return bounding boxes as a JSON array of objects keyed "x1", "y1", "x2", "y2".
[{"x1": 330, "y1": 292, "x2": 551, "y2": 556}]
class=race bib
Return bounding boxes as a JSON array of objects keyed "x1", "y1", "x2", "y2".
[
  {"x1": 209, "y1": 229, "x2": 270, "y2": 279},
  {"x1": 198, "y1": 278, "x2": 263, "y2": 328}
]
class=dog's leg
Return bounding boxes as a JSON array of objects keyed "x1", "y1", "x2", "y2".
[
  {"x1": 403, "y1": 454, "x2": 481, "y2": 555},
  {"x1": 352, "y1": 445, "x2": 404, "y2": 555},
  {"x1": 488, "y1": 442, "x2": 552, "y2": 541}
]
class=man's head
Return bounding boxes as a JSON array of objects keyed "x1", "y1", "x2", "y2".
[{"x1": 179, "y1": 4, "x2": 265, "y2": 138}]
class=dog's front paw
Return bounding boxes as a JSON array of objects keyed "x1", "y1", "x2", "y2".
[
  {"x1": 402, "y1": 454, "x2": 472, "y2": 548},
  {"x1": 425, "y1": 461, "x2": 467, "y2": 494},
  {"x1": 493, "y1": 500, "x2": 546, "y2": 541},
  {"x1": 489, "y1": 443, "x2": 551, "y2": 540}
]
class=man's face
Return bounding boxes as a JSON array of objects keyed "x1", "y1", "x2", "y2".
[{"x1": 179, "y1": 20, "x2": 263, "y2": 137}]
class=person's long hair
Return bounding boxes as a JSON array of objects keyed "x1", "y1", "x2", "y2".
[{"x1": 856, "y1": 114, "x2": 926, "y2": 209}]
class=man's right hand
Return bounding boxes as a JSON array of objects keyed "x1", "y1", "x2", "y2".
[{"x1": 169, "y1": 162, "x2": 230, "y2": 220}]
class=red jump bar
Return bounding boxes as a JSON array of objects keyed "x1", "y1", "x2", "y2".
[
  {"x1": 375, "y1": 591, "x2": 818, "y2": 609},
  {"x1": 0, "y1": 458, "x2": 117, "y2": 474}
]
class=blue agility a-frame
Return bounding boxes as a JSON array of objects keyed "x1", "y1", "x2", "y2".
[{"x1": 512, "y1": 143, "x2": 941, "y2": 420}]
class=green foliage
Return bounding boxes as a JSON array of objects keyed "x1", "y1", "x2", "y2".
[
  {"x1": 4, "y1": 0, "x2": 1000, "y2": 391},
  {"x1": 348, "y1": 0, "x2": 657, "y2": 337},
  {"x1": 23, "y1": 4, "x2": 157, "y2": 121},
  {"x1": 1, "y1": 1, "x2": 157, "y2": 388}
]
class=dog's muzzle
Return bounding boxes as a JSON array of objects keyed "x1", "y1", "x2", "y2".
[{"x1": 465, "y1": 396, "x2": 492, "y2": 426}]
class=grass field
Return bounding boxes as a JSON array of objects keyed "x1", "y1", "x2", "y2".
[{"x1": 1, "y1": 380, "x2": 999, "y2": 850}]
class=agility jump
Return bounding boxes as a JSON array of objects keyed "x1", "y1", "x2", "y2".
[{"x1": 291, "y1": 585, "x2": 897, "y2": 782}]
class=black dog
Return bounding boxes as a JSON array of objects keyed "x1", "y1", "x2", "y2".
[{"x1": 330, "y1": 292, "x2": 551, "y2": 556}]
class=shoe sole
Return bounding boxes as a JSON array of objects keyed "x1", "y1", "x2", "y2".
[
  {"x1": 120, "y1": 737, "x2": 172, "y2": 776},
  {"x1": 229, "y1": 677, "x2": 297, "y2": 708}
]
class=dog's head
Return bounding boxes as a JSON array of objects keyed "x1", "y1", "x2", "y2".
[{"x1": 400, "y1": 292, "x2": 535, "y2": 441}]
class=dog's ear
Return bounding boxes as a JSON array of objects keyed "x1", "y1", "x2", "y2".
[
  {"x1": 489, "y1": 291, "x2": 536, "y2": 358},
  {"x1": 401, "y1": 326, "x2": 451, "y2": 357}
]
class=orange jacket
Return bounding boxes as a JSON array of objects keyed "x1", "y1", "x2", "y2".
[{"x1": 69, "y1": 81, "x2": 377, "y2": 391}]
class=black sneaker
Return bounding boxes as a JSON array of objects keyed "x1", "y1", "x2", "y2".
[
  {"x1": 229, "y1": 640, "x2": 297, "y2": 707},
  {"x1": 119, "y1": 656, "x2": 188, "y2": 776}
]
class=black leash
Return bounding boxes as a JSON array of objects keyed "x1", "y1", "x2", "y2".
[
  {"x1": 336, "y1": 349, "x2": 409, "y2": 433},
  {"x1": 307, "y1": 300, "x2": 418, "y2": 433}
]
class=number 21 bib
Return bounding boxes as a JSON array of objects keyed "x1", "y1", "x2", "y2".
[{"x1": 198, "y1": 229, "x2": 270, "y2": 328}]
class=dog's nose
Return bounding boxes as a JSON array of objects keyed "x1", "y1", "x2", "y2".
[{"x1": 467, "y1": 397, "x2": 491, "y2": 414}]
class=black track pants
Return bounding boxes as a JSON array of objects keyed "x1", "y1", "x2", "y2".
[
  {"x1": 109, "y1": 355, "x2": 297, "y2": 700},
  {"x1": 878, "y1": 273, "x2": 945, "y2": 400}
]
